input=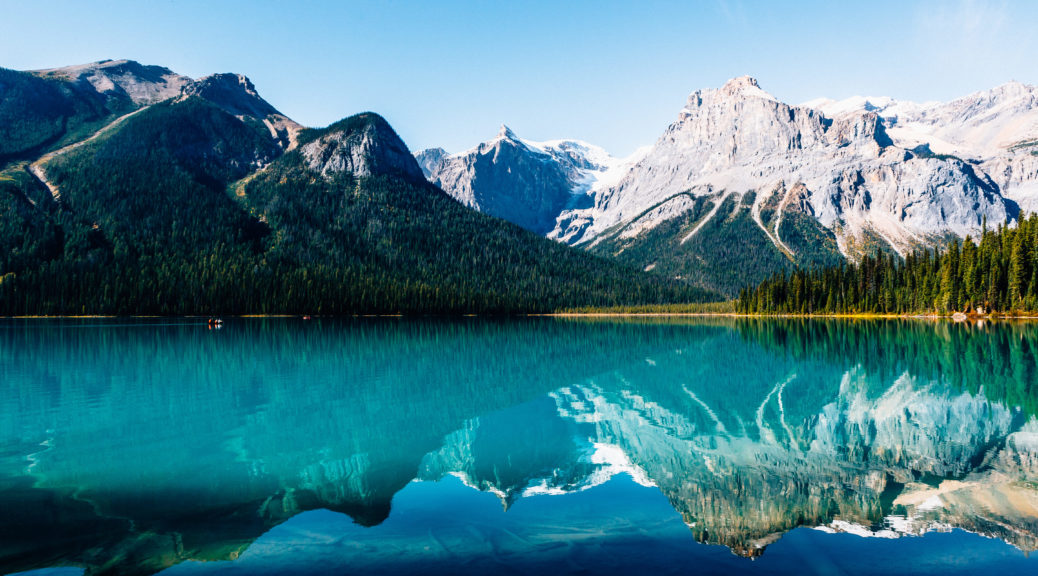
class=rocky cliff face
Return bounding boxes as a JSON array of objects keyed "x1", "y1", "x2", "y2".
[
  {"x1": 556, "y1": 76, "x2": 1009, "y2": 258},
  {"x1": 182, "y1": 73, "x2": 302, "y2": 151},
  {"x1": 420, "y1": 77, "x2": 1033, "y2": 294},
  {"x1": 808, "y1": 81, "x2": 1038, "y2": 214},
  {"x1": 418, "y1": 126, "x2": 644, "y2": 234},
  {"x1": 415, "y1": 146, "x2": 448, "y2": 178},
  {"x1": 301, "y1": 113, "x2": 425, "y2": 182},
  {"x1": 181, "y1": 73, "x2": 279, "y2": 118},
  {"x1": 34, "y1": 59, "x2": 192, "y2": 105}
]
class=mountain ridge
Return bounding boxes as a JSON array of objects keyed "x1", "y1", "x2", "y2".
[
  {"x1": 0, "y1": 59, "x2": 714, "y2": 314},
  {"x1": 419, "y1": 76, "x2": 1035, "y2": 295},
  {"x1": 5, "y1": 59, "x2": 1036, "y2": 305},
  {"x1": 418, "y1": 127, "x2": 646, "y2": 235}
]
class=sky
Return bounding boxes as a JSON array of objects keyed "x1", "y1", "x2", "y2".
[{"x1": 1, "y1": 0, "x2": 1036, "y2": 156}]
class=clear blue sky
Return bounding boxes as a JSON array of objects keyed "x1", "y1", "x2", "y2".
[{"x1": 1, "y1": 0, "x2": 1035, "y2": 156}]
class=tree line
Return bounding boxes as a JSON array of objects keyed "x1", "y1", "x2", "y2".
[
  {"x1": 0, "y1": 103, "x2": 714, "y2": 315},
  {"x1": 738, "y1": 214, "x2": 1038, "y2": 315}
]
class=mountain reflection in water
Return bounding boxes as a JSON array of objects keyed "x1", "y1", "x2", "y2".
[{"x1": 1, "y1": 317, "x2": 1037, "y2": 575}]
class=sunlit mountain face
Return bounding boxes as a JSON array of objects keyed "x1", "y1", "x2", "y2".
[{"x1": 2, "y1": 318, "x2": 1037, "y2": 575}]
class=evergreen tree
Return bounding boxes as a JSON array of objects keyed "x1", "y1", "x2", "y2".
[{"x1": 738, "y1": 214, "x2": 1038, "y2": 315}]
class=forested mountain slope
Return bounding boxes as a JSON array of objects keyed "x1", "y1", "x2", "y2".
[
  {"x1": 0, "y1": 61, "x2": 713, "y2": 314},
  {"x1": 739, "y1": 214, "x2": 1038, "y2": 314}
]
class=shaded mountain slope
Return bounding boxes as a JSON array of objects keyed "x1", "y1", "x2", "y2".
[
  {"x1": 0, "y1": 64, "x2": 715, "y2": 314},
  {"x1": 236, "y1": 113, "x2": 715, "y2": 313}
]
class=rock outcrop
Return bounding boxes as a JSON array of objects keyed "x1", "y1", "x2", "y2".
[
  {"x1": 418, "y1": 126, "x2": 645, "y2": 234},
  {"x1": 301, "y1": 113, "x2": 425, "y2": 182},
  {"x1": 555, "y1": 76, "x2": 1010, "y2": 257},
  {"x1": 415, "y1": 146, "x2": 448, "y2": 179},
  {"x1": 182, "y1": 73, "x2": 302, "y2": 151},
  {"x1": 35, "y1": 59, "x2": 192, "y2": 105},
  {"x1": 420, "y1": 77, "x2": 1034, "y2": 293}
]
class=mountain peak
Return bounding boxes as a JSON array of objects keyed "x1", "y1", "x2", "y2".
[
  {"x1": 724, "y1": 75, "x2": 760, "y2": 89},
  {"x1": 991, "y1": 79, "x2": 1035, "y2": 98},
  {"x1": 188, "y1": 73, "x2": 262, "y2": 100},
  {"x1": 498, "y1": 124, "x2": 518, "y2": 140},
  {"x1": 719, "y1": 75, "x2": 776, "y2": 101},
  {"x1": 182, "y1": 73, "x2": 280, "y2": 119},
  {"x1": 178, "y1": 72, "x2": 301, "y2": 150},
  {"x1": 300, "y1": 112, "x2": 424, "y2": 181},
  {"x1": 415, "y1": 147, "x2": 449, "y2": 179},
  {"x1": 199, "y1": 72, "x2": 251, "y2": 85},
  {"x1": 33, "y1": 59, "x2": 192, "y2": 105}
]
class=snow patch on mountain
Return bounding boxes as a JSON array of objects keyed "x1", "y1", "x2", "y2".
[
  {"x1": 803, "y1": 82, "x2": 1038, "y2": 214},
  {"x1": 421, "y1": 77, "x2": 1035, "y2": 262},
  {"x1": 417, "y1": 125, "x2": 646, "y2": 234},
  {"x1": 552, "y1": 77, "x2": 1012, "y2": 256},
  {"x1": 803, "y1": 82, "x2": 1038, "y2": 159}
]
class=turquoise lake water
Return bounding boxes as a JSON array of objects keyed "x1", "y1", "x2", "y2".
[{"x1": 2, "y1": 317, "x2": 1038, "y2": 575}]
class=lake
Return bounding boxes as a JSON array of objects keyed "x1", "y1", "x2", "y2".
[{"x1": 2, "y1": 317, "x2": 1037, "y2": 575}]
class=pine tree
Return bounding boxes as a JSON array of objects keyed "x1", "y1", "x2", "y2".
[
  {"x1": 740, "y1": 215, "x2": 1038, "y2": 315},
  {"x1": 1009, "y1": 228, "x2": 1030, "y2": 309}
]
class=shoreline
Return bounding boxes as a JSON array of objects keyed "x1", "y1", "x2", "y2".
[
  {"x1": 547, "y1": 312, "x2": 1038, "y2": 320},
  {"x1": 4, "y1": 312, "x2": 1038, "y2": 320}
]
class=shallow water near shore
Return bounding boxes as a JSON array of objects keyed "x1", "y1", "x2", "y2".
[{"x1": 3, "y1": 317, "x2": 1038, "y2": 575}]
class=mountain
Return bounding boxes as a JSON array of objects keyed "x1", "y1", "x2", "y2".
[
  {"x1": 418, "y1": 125, "x2": 645, "y2": 235},
  {"x1": 422, "y1": 77, "x2": 1034, "y2": 296},
  {"x1": 0, "y1": 60, "x2": 713, "y2": 315},
  {"x1": 9, "y1": 61, "x2": 1033, "y2": 308},
  {"x1": 36, "y1": 59, "x2": 192, "y2": 105},
  {"x1": 179, "y1": 72, "x2": 302, "y2": 150},
  {"x1": 235, "y1": 114, "x2": 707, "y2": 313},
  {"x1": 414, "y1": 146, "x2": 448, "y2": 178},
  {"x1": 0, "y1": 59, "x2": 190, "y2": 163},
  {"x1": 802, "y1": 81, "x2": 1038, "y2": 213},
  {"x1": 298, "y1": 112, "x2": 423, "y2": 181}
]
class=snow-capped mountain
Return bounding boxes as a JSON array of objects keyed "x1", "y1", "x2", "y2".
[
  {"x1": 559, "y1": 76, "x2": 1008, "y2": 254},
  {"x1": 419, "y1": 77, "x2": 1036, "y2": 295},
  {"x1": 417, "y1": 126, "x2": 646, "y2": 234},
  {"x1": 804, "y1": 81, "x2": 1038, "y2": 157},
  {"x1": 802, "y1": 81, "x2": 1038, "y2": 213}
]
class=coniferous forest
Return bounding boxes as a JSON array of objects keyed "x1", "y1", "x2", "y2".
[
  {"x1": 738, "y1": 214, "x2": 1038, "y2": 315},
  {"x1": 0, "y1": 91, "x2": 715, "y2": 315},
  {"x1": 5, "y1": 63, "x2": 1038, "y2": 317}
]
